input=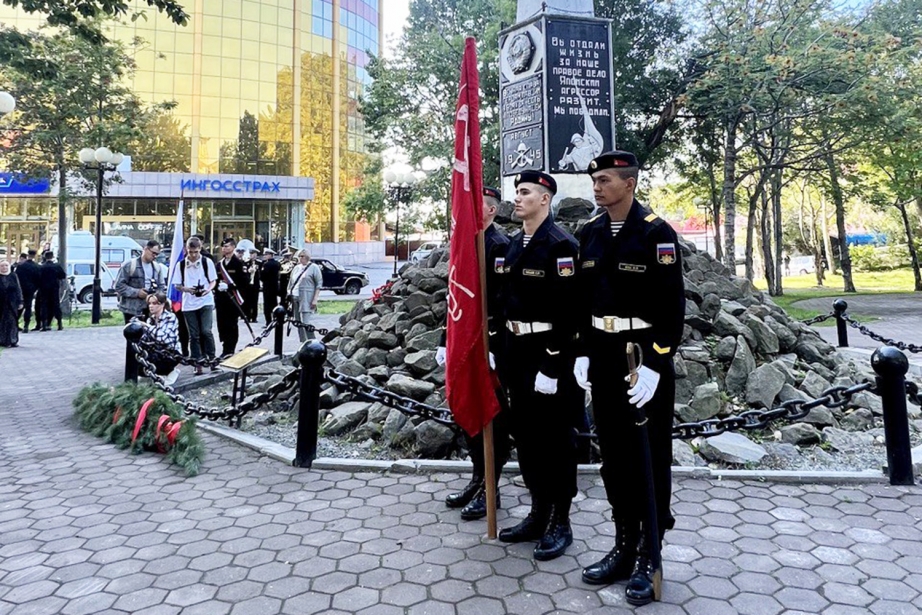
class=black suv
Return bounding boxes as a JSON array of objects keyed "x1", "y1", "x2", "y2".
[{"x1": 312, "y1": 258, "x2": 370, "y2": 295}]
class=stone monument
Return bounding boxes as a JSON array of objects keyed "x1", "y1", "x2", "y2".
[{"x1": 499, "y1": 1, "x2": 614, "y2": 205}]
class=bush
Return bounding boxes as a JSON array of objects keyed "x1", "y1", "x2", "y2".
[
  {"x1": 73, "y1": 382, "x2": 205, "y2": 476},
  {"x1": 850, "y1": 244, "x2": 911, "y2": 272}
]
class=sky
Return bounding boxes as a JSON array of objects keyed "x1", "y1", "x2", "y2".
[{"x1": 381, "y1": 0, "x2": 411, "y2": 58}]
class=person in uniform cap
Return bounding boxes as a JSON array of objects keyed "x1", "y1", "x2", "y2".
[
  {"x1": 437, "y1": 186, "x2": 513, "y2": 521},
  {"x1": 573, "y1": 150, "x2": 684, "y2": 605},
  {"x1": 241, "y1": 248, "x2": 261, "y2": 323},
  {"x1": 260, "y1": 248, "x2": 281, "y2": 325},
  {"x1": 497, "y1": 170, "x2": 582, "y2": 561},
  {"x1": 214, "y1": 237, "x2": 249, "y2": 357}
]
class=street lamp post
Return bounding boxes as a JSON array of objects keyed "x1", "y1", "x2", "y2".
[
  {"x1": 78, "y1": 146, "x2": 124, "y2": 324},
  {"x1": 0, "y1": 91, "x2": 15, "y2": 115},
  {"x1": 383, "y1": 168, "x2": 424, "y2": 277}
]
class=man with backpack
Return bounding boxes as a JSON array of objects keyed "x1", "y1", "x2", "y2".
[
  {"x1": 115, "y1": 239, "x2": 166, "y2": 323},
  {"x1": 169, "y1": 236, "x2": 217, "y2": 375}
]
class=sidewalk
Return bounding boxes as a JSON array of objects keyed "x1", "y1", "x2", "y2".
[{"x1": 1, "y1": 325, "x2": 921, "y2": 614}]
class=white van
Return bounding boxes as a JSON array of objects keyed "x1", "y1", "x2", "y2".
[
  {"x1": 51, "y1": 231, "x2": 144, "y2": 270},
  {"x1": 66, "y1": 260, "x2": 118, "y2": 304}
]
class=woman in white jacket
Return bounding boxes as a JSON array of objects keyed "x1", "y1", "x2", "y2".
[{"x1": 287, "y1": 248, "x2": 324, "y2": 342}]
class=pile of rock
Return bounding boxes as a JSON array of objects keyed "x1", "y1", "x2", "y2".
[{"x1": 237, "y1": 205, "x2": 921, "y2": 468}]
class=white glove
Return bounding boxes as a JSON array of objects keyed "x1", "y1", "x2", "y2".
[
  {"x1": 217, "y1": 282, "x2": 228, "y2": 292},
  {"x1": 574, "y1": 356, "x2": 591, "y2": 392},
  {"x1": 435, "y1": 346, "x2": 446, "y2": 366},
  {"x1": 535, "y1": 372, "x2": 558, "y2": 395},
  {"x1": 626, "y1": 366, "x2": 660, "y2": 408},
  {"x1": 489, "y1": 352, "x2": 496, "y2": 370}
]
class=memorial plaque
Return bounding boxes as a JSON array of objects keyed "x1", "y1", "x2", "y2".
[
  {"x1": 501, "y1": 75, "x2": 543, "y2": 132},
  {"x1": 545, "y1": 18, "x2": 613, "y2": 173},
  {"x1": 500, "y1": 15, "x2": 614, "y2": 180},
  {"x1": 220, "y1": 347, "x2": 269, "y2": 371}
]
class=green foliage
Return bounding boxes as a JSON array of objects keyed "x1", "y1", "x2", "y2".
[
  {"x1": 73, "y1": 382, "x2": 205, "y2": 476},
  {"x1": 850, "y1": 244, "x2": 914, "y2": 272},
  {"x1": 1, "y1": 0, "x2": 188, "y2": 42},
  {"x1": 343, "y1": 156, "x2": 386, "y2": 222}
]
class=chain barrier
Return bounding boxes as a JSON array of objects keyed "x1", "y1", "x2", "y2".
[
  {"x1": 800, "y1": 312, "x2": 835, "y2": 326},
  {"x1": 841, "y1": 314, "x2": 922, "y2": 354},
  {"x1": 325, "y1": 369, "x2": 459, "y2": 430},
  {"x1": 131, "y1": 318, "x2": 278, "y2": 369},
  {"x1": 133, "y1": 340, "x2": 300, "y2": 421},
  {"x1": 285, "y1": 315, "x2": 331, "y2": 337}
]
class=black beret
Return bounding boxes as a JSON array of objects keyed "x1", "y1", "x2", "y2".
[
  {"x1": 483, "y1": 186, "x2": 502, "y2": 200},
  {"x1": 221, "y1": 237, "x2": 237, "y2": 246},
  {"x1": 588, "y1": 150, "x2": 639, "y2": 173},
  {"x1": 514, "y1": 171, "x2": 557, "y2": 195}
]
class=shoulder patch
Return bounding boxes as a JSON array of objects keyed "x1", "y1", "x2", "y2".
[
  {"x1": 589, "y1": 212, "x2": 605, "y2": 224},
  {"x1": 644, "y1": 213, "x2": 659, "y2": 223}
]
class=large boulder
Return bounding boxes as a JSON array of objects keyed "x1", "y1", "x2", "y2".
[
  {"x1": 414, "y1": 421, "x2": 455, "y2": 457},
  {"x1": 822, "y1": 427, "x2": 874, "y2": 452},
  {"x1": 689, "y1": 382, "x2": 724, "y2": 421},
  {"x1": 726, "y1": 337, "x2": 756, "y2": 396},
  {"x1": 744, "y1": 315, "x2": 780, "y2": 355},
  {"x1": 405, "y1": 350, "x2": 438, "y2": 376},
  {"x1": 386, "y1": 374, "x2": 436, "y2": 401},
  {"x1": 699, "y1": 432, "x2": 768, "y2": 465},
  {"x1": 322, "y1": 401, "x2": 371, "y2": 436},
  {"x1": 745, "y1": 363, "x2": 786, "y2": 408},
  {"x1": 780, "y1": 422, "x2": 822, "y2": 445}
]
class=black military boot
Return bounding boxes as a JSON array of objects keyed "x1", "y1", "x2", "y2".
[
  {"x1": 499, "y1": 500, "x2": 551, "y2": 543},
  {"x1": 533, "y1": 502, "x2": 573, "y2": 561},
  {"x1": 625, "y1": 532, "x2": 663, "y2": 606},
  {"x1": 582, "y1": 518, "x2": 638, "y2": 584},
  {"x1": 445, "y1": 476, "x2": 483, "y2": 509},
  {"x1": 460, "y1": 486, "x2": 501, "y2": 521}
]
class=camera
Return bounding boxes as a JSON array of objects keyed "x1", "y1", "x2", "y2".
[
  {"x1": 147, "y1": 280, "x2": 160, "y2": 293},
  {"x1": 191, "y1": 283, "x2": 206, "y2": 297}
]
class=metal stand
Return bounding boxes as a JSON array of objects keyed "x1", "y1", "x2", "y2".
[
  {"x1": 123, "y1": 322, "x2": 145, "y2": 383},
  {"x1": 833, "y1": 299, "x2": 849, "y2": 347},
  {"x1": 274, "y1": 305, "x2": 287, "y2": 356},
  {"x1": 295, "y1": 339, "x2": 327, "y2": 468}
]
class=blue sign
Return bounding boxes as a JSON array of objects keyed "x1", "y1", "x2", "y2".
[
  {"x1": 180, "y1": 179, "x2": 282, "y2": 193},
  {"x1": 0, "y1": 173, "x2": 51, "y2": 194}
]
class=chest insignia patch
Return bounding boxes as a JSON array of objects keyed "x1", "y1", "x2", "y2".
[
  {"x1": 523, "y1": 268, "x2": 545, "y2": 278},
  {"x1": 657, "y1": 243, "x2": 677, "y2": 265},
  {"x1": 619, "y1": 263, "x2": 646, "y2": 273},
  {"x1": 581, "y1": 260, "x2": 596, "y2": 269},
  {"x1": 557, "y1": 257, "x2": 575, "y2": 277},
  {"x1": 494, "y1": 257, "x2": 505, "y2": 273}
]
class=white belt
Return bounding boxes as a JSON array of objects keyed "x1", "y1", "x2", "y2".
[
  {"x1": 507, "y1": 320, "x2": 553, "y2": 335},
  {"x1": 591, "y1": 316, "x2": 652, "y2": 333}
]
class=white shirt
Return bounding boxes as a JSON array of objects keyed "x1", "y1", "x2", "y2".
[{"x1": 169, "y1": 257, "x2": 216, "y2": 312}]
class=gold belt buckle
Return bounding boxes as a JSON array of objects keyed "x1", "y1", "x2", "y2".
[{"x1": 603, "y1": 316, "x2": 615, "y2": 332}]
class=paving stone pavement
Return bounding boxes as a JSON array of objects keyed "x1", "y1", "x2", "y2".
[{"x1": 2, "y1": 326, "x2": 922, "y2": 614}]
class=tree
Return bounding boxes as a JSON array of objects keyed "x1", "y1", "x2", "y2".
[
  {"x1": 2, "y1": 0, "x2": 187, "y2": 42},
  {"x1": 0, "y1": 25, "x2": 152, "y2": 275},
  {"x1": 130, "y1": 103, "x2": 191, "y2": 172}
]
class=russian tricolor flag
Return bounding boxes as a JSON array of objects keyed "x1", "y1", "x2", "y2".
[{"x1": 167, "y1": 200, "x2": 185, "y2": 311}]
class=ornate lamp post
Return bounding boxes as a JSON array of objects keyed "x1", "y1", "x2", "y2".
[
  {"x1": 383, "y1": 167, "x2": 425, "y2": 276},
  {"x1": 78, "y1": 146, "x2": 124, "y2": 324}
]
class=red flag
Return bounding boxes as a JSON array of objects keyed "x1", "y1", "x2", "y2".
[{"x1": 445, "y1": 38, "x2": 499, "y2": 437}]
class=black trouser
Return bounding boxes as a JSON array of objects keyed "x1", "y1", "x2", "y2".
[
  {"x1": 503, "y1": 332, "x2": 579, "y2": 504},
  {"x1": 262, "y1": 290, "x2": 278, "y2": 325},
  {"x1": 40, "y1": 289, "x2": 61, "y2": 328},
  {"x1": 244, "y1": 288, "x2": 259, "y2": 322},
  {"x1": 176, "y1": 310, "x2": 190, "y2": 356},
  {"x1": 464, "y1": 384, "x2": 512, "y2": 481},
  {"x1": 587, "y1": 330, "x2": 675, "y2": 535},
  {"x1": 214, "y1": 295, "x2": 239, "y2": 356},
  {"x1": 150, "y1": 354, "x2": 179, "y2": 375},
  {"x1": 20, "y1": 290, "x2": 35, "y2": 328}
]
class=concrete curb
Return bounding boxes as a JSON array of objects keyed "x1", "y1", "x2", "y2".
[{"x1": 198, "y1": 421, "x2": 892, "y2": 485}]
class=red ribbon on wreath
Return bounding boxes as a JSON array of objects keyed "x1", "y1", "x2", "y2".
[
  {"x1": 371, "y1": 280, "x2": 394, "y2": 304},
  {"x1": 131, "y1": 398, "x2": 156, "y2": 445},
  {"x1": 156, "y1": 415, "x2": 184, "y2": 452},
  {"x1": 112, "y1": 406, "x2": 122, "y2": 424}
]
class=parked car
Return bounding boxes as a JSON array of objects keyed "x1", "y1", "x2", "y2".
[
  {"x1": 410, "y1": 242, "x2": 442, "y2": 263},
  {"x1": 66, "y1": 260, "x2": 118, "y2": 304},
  {"x1": 312, "y1": 258, "x2": 369, "y2": 295},
  {"x1": 789, "y1": 255, "x2": 817, "y2": 275}
]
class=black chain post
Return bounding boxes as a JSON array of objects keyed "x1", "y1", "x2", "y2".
[
  {"x1": 833, "y1": 299, "x2": 849, "y2": 348},
  {"x1": 273, "y1": 305, "x2": 287, "y2": 356},
  {"x1": 123, "y1": 321, "x2": 145, "y2": 383},
  {"x1": 295, "y1": 339, "x2": 327, "y2": 468},
  {"x1": 871, "y1": 346, "x2": 915, "y2": 486}
]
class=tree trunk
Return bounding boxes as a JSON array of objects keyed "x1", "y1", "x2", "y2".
[
  {"x1": 760, "y1": 188, "x2": 776, "y2": 294},
  {"x1": 824, "y1": 149, "x2": 856, "y2": 292},
  {"x1": 721, "y1": 115, "x2": 739, "y2": 270},
  {"x1": 745, "y1": 189, "x2": 757, "y2": 282},
  {"x1": 772, "y1": 168, "x2": 784, "y2": 296},
  {"x1": 820, "y1": 194, "x2": 834, "y2": 279},
  {"x1": 57, "y1": 167, "x2": 72, "y2": 317},
  {"x1": 707, "y1": 162, "x2": 723, "y2": 261},
  {"x1": 897, "y1": 201, "x2": 922, "y2": 292}
]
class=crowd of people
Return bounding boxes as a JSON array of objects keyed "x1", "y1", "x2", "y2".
[
  {"x1": 437, "y1": 149, "x2": 684, "y2": 606},
  {"x1": 0, "y1": 249, "x2": 69, "y2": 348}
]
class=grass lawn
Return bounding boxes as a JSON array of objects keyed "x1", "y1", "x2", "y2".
[
  {"x1": 61, "y1": 309, "x2": 123, "y2": 328},
  {"x1": 316, "y1": 299, "x2": 359, "y2": 315},
  {"x1": 754, "y1": 268, "x2": 917, "y2": 323}
]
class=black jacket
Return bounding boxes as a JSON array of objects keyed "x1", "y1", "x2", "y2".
[
  {"x1": 39, "y1": 260, "x2": 66, "y2": 292},
  {"x1": 576, "y1": 200, "x2": 685, "y2": 371},
  {"x1": 501, "y1": 215, "x2": 579, "y2": 378},
  {"x1": 14, "y1": 260, "x2": 41, "y2": 295},
  {"x1": 261, "y1": 258, "x2": 281, "y2": 296}
]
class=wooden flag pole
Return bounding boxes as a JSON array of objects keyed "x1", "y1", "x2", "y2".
[{"x1": 476, "y1": 226, "x2": 498, "y2": 539}]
